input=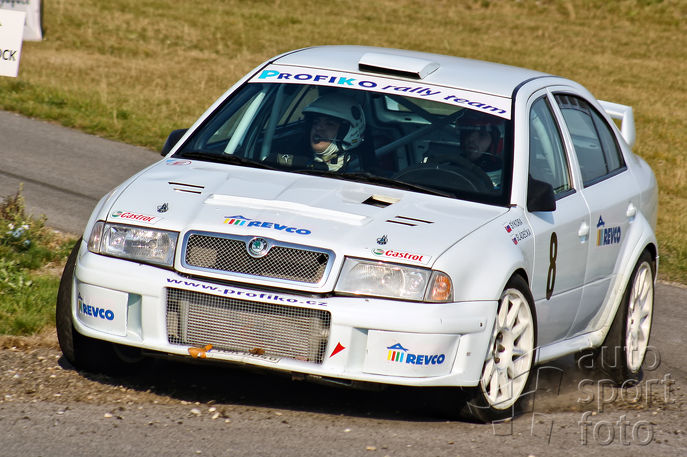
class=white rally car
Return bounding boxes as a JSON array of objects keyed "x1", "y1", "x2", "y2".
[{"x1": 56, "y1": 46, "x2": 658, "y2": 421}]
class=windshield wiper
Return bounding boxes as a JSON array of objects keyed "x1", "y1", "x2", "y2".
[
  {"x1": 295, "y1": 169, "x2": 454, "y2": 198},
  {"x1": 341, "y1": 172, "x2": 455, "y2": 197},
  {"x1": 177, "y1": 151, "x2": 277, "y2": 170}
]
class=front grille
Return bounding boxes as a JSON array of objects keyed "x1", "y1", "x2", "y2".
[
  {"x1": 183, "y1": 233, "x2": 331, "y2": 284},
  {"x1": 166, "y1": 288, "x2": 331, "y2": 364}
]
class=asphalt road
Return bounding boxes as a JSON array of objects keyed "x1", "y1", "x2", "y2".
[
  {"x1": 0, "y1": 110, "x2": 159, "y2": 236},
  {"x1": 0, "y1": 111, "x2": 685, "y2": 456}
]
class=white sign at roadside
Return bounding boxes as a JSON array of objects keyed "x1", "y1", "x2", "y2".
[
  {"x1": 0, "y1": 0, "x2": 42, "y2": 41},
  {"x1": 0, "y1": 9, "x2": 25, "y2": 77}
]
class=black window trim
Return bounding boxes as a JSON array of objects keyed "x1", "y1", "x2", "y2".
[{"x1": 580, "y1": 164, "x2": 628, "y2": 188}]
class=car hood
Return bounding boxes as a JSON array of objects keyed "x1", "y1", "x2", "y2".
[{"x1": 106, "y1": 160, "x2": 509, "y2": 267}]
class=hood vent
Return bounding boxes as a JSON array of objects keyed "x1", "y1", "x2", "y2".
[
  {"x1": 362, "y1": 194, "x2": 400, "y2": 208},
  {"x1": 386, "y1": 215, "x2": 434, "y2": 227},
  {"x1": 169, "y1": 181, "x2": 204, "y2": 194}
]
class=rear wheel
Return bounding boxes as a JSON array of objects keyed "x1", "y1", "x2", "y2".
[
  {"x1": 460, "y1": 275, "x2": 536, "y2": 422},
  {"x1": 55, "y1": 239, "x2": 144, "y2": 375},
  {"x1": 596, "y1": 251, "x2": 654, "y2": 384}
]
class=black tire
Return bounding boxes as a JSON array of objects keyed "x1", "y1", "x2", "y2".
[
  {"x1": 596, "y1": 250, "x2": 655, "y2": 385},
  {"x1": 55, "y1": 239, "x2": 81, "y2": 365},
  {"x1": 459, "y1": 275, "x2": 537, "y2": 423},
  {"x1": 55, "y1": 239, "x2": 145, "y2": 375}
]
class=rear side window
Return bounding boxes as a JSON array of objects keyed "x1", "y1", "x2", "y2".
[{"x1": 554, "y1": 94, "x2": 625, "y2": 186}]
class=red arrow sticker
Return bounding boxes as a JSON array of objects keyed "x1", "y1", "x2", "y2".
[{"x1": 329, "y1": 342, "x2": 346, "y2": 358}]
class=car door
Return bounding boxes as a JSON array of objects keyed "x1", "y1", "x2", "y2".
[
  {"x1": 526, "y1": 92, "x2": 591, "y2": 347},
  {"x1": 551, "y1": 93, "x2": 638, "y2": 337}
]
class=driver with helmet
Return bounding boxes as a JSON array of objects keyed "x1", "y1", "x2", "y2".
[{"x1": 302, "y1": 93, "x2": 366, "y2": 171}]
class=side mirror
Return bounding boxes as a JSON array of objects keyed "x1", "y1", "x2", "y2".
[
  {"x1": 160, "y1": 129, "x2": 188, "y2": 156},
  {"x1": 527, "y1": 176, "x2": 556, "y2": 212}
]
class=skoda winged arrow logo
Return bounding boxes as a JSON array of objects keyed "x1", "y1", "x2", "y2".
[{"x1": 247, "y1": 237, "x2": 270, "y2": 258}]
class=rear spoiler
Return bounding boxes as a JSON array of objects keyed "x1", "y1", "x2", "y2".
[{"x1": 598, "y1": 100, "x2": 635, "y2": 148}]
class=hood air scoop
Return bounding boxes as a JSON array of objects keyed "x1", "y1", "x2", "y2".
[{"x1": 362, "y1": 194, "x2": 400, "y2": 208}]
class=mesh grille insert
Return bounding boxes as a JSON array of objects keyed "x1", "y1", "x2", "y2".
[
  {"x1": 184, "y1": 234, "x2": 330, "y2": 284},
  {"x1": 166, "y1": 288, "x2": 331, "y2": 364}
]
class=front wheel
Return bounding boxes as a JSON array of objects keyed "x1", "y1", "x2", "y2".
[
  {"x1": 55, "y1": 239, "x2": 144, "y2": 375},
  {"x1": 460, "y1": 275, "x2": 537, "y2": 422},
  {"x1": 596, "y1": 251, "x2": 655, "y2": 384}
]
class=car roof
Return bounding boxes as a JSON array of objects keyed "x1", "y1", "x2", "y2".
[{"x1": 273, "y1": 45, "x2": 553, "y2": 99}]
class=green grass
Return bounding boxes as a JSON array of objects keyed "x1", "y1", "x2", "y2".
[
  {"x1": 0, "y1": 189, "x2": 77, "y2": 335},
  {"x1": 0, "y1": 0, "x2": 685, "y2": 281}
]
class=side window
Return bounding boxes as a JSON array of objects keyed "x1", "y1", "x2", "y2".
[
  {"x1": 529, "y1": 96, "x2": 572, "y2": 196},
  {"x1": 554, "y1": 94, "x2": 625, "y2": 186}
]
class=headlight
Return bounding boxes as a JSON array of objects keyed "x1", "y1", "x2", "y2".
[
  {"x1": 335, "y1": 258, "x2": 453, "y2": 302},
  {"x1": 88, "y1": 221, "x2": 179, "y2": 267}
]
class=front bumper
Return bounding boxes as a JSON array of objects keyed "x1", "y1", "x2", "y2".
[{"x1": 71, "y1": 247, "x2": 497, "y2": 387}]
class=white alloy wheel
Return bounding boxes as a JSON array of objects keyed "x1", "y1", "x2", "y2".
[
  {"x1": 480, "y1": 286, "x2": 535, "y2": 409},
  {"x1": 625, "y1": 261, "x2": 654, "y2": 373}
]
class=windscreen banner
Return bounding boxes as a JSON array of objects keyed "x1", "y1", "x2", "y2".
[
  {"x1": 0, "y1": 0, "x2": 42, "y2": 41},
  {"x1": 251, "y1": 64, "x2": 512, "y2": 119},
  {"x1": 0, "y1": 9, "x2": 25, "y2": 77}
]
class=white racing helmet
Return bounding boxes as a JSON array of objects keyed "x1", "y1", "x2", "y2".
[{"x1": 303, "y1": 93, "x2": 365, "y2": 151}]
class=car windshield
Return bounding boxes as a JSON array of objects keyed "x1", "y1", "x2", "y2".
[{"x1": 176, "y1": 77, "x2": 513, "y2": 206}]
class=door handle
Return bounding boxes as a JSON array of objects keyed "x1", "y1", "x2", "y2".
[
  {"x1": 578, "y1": 221, "x2": 590, "y2": 238},
  {"x1": 627, "y1": 202, "x2": 637, "y2": 220}
]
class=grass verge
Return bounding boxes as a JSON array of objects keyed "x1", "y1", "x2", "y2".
[{"x1": 0, "y1": 188, "x2": 77, "y2": 336}]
